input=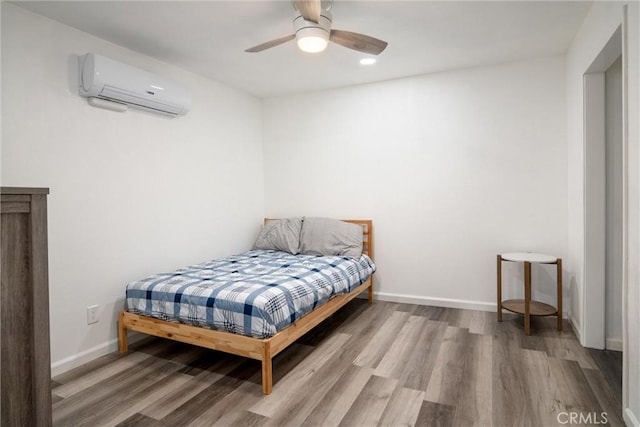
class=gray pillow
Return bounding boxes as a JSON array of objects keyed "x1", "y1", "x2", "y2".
[
  {"x1": 299, "y1": 217, "x2": 363, "y2": 259},
  {"x1": 253, "y1": 217, "x2": 302, "y2": 255}
]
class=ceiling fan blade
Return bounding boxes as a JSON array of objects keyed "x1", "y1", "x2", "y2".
[
  {"x1": 294, "y1": 0, "x2": 321, "y2": 23},
  {"x1": 245, "y1": 34, "x2": 295, "y2": 53},
  {"x1": 330, "y1": 29, "x2": 388, "y2": 55}
]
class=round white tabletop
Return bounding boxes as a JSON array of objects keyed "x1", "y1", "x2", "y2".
[{"x1": 501, "y1": 252, "x2": 557, "y2": 264}]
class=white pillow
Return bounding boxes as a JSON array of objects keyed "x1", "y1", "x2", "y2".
[
  {"x1": 252, "y1": 217, "x2": 302, "y2": 255},
  {"x1": 299, "y1": 217, "x2": 363, "y2": 259}
]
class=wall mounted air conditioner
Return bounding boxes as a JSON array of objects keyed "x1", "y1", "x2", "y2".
[{"x1": 79, "y1": 53, "x2": 190, "y2": 116}]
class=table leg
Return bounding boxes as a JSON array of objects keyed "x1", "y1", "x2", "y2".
[
  {"x1": 497, "y1": 255, "x2": 502, "y2": 322},
  {"x1": 524, "y1": 261, "x2": 531, "y2": 335},
  {"x1": 557, "y1": 258, "x2": 563, "y2": 331}
]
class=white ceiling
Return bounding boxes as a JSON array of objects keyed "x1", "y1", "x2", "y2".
[{"x1": 14, "y1": 1, "x2": 592, "y2": 98}]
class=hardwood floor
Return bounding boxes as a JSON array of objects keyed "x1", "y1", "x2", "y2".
[
  {"x1": 588, "y1": 348, "x2": 623, "y2": 407},
  {"x1": 52, "y1": 300, "x2": 624, "y2": 426}
]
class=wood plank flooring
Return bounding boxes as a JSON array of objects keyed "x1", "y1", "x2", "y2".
[{"x1": 52, "y1": 301, "x2": 624, "y2": 426}]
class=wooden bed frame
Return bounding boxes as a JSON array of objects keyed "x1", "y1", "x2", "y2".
[{"x1": 118, "y1": 219, "x2": 373, "y2": 395}]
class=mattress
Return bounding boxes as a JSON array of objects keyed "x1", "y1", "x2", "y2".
[{"x1": 125, "y1": 249, "x2": 376, "y2": 338}]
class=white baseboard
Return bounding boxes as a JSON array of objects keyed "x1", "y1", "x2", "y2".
[
  {"x1": 51, "y1": 331, "x2": 146, "y2": 377},
  {"x1": 625, "y1": 408, "x2": 640, "y2": 427},
  {"x1": 365, "y1": 291, "x2": 572, "y2": 319},
  {"x1": 605, "y1": 337, "x2": 623, "y2": 352},
  {"x1": 570, "y1": 314, "x2": 582, "y2": 343},
  {"x1": 372, "y1": 291, "x2": 496, "y2": 312}
]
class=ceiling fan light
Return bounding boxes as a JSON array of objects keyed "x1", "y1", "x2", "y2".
[
  {"x1": 297, "y1": 36, "x2": 328, "y2": 53},
  {"x1": 296, "y1": 27, "x2": 329, "y2": 53}
]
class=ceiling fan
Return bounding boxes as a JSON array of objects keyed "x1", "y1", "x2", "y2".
[{"x1": 245, "y1": 0, "x2": 388, "y2": 55}]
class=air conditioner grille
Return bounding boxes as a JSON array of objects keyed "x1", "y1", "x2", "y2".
[{"x1": 100, "y1": 86, "x2": 183, "y2": 115}]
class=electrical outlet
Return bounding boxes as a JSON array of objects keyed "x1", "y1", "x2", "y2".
[{"x1": 87, "y1": 305, "x2": 99, "y2": 325}]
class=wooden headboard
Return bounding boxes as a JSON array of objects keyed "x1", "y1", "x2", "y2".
[{"x1": 263, "y1": 218, "x2": 373, "y2": 260}]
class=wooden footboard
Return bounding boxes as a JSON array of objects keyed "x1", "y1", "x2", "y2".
[{"x1": 118, "y1": 276, "x2": 372, "y2": 394}]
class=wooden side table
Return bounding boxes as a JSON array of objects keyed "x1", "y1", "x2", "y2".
[{"x1": 497, "y1": 252, "x2": 562, "y2": 335}]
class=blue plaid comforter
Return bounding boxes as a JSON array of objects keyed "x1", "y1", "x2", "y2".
[{"x1": 125, "y1": 249, "x2": 376, "y2": 338}]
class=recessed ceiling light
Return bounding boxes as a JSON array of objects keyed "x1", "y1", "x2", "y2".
[{"x1": 360, "y1": 58, "x2": 376, "y2": 66}]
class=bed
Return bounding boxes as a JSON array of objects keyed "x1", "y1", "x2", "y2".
[{"x1": 118, "y1": 218, "x2": 374, "y2": 394}]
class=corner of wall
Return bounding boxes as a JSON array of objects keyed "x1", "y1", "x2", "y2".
[
  {"x1": 624, "y1": 408, "x2": 640, "y2": 427},
  {"x1": 570, "y1": 314, "x2": 582, "y2": 344}
]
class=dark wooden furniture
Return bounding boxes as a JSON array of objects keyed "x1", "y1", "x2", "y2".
[
  {"x1": 1, "y1": 187, "x2": 52, "y2": 426},
  {"x1": 497, "y1": 252, "x2": 562, "y2": 335}
]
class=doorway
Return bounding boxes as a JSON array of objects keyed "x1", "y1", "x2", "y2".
[{"x1": 583, "y1": 26, "x2": 622, "y2": 350}]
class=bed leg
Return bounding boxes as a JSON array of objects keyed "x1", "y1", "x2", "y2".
[
  {"x1": 368, "y1": 281, "x2": 374, "y2": 304},
  {"x1": 118, "y1": 311, "x2": 128, "y2": 353},
  {"x1": 261, "y1": 343, "x2": 273, "y2": 395}
]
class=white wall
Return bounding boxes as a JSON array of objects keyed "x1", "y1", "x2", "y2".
[
  {"x1": 625, "y1": 2, "x2": 640, "y2": 424},
  {"x1": 1, "y1": 4, "x2": 265, "y2": 374},
  {"x1": 566, "y1": 1, "x2": 640, "y2": 424},
  {"x1": 262, "y1": 55, "x2": 568, "y2": 312}
]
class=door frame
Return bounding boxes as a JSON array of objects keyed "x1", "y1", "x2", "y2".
[{"x1": 582, "y1": 26, "x2": 623, "y2": 350}]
